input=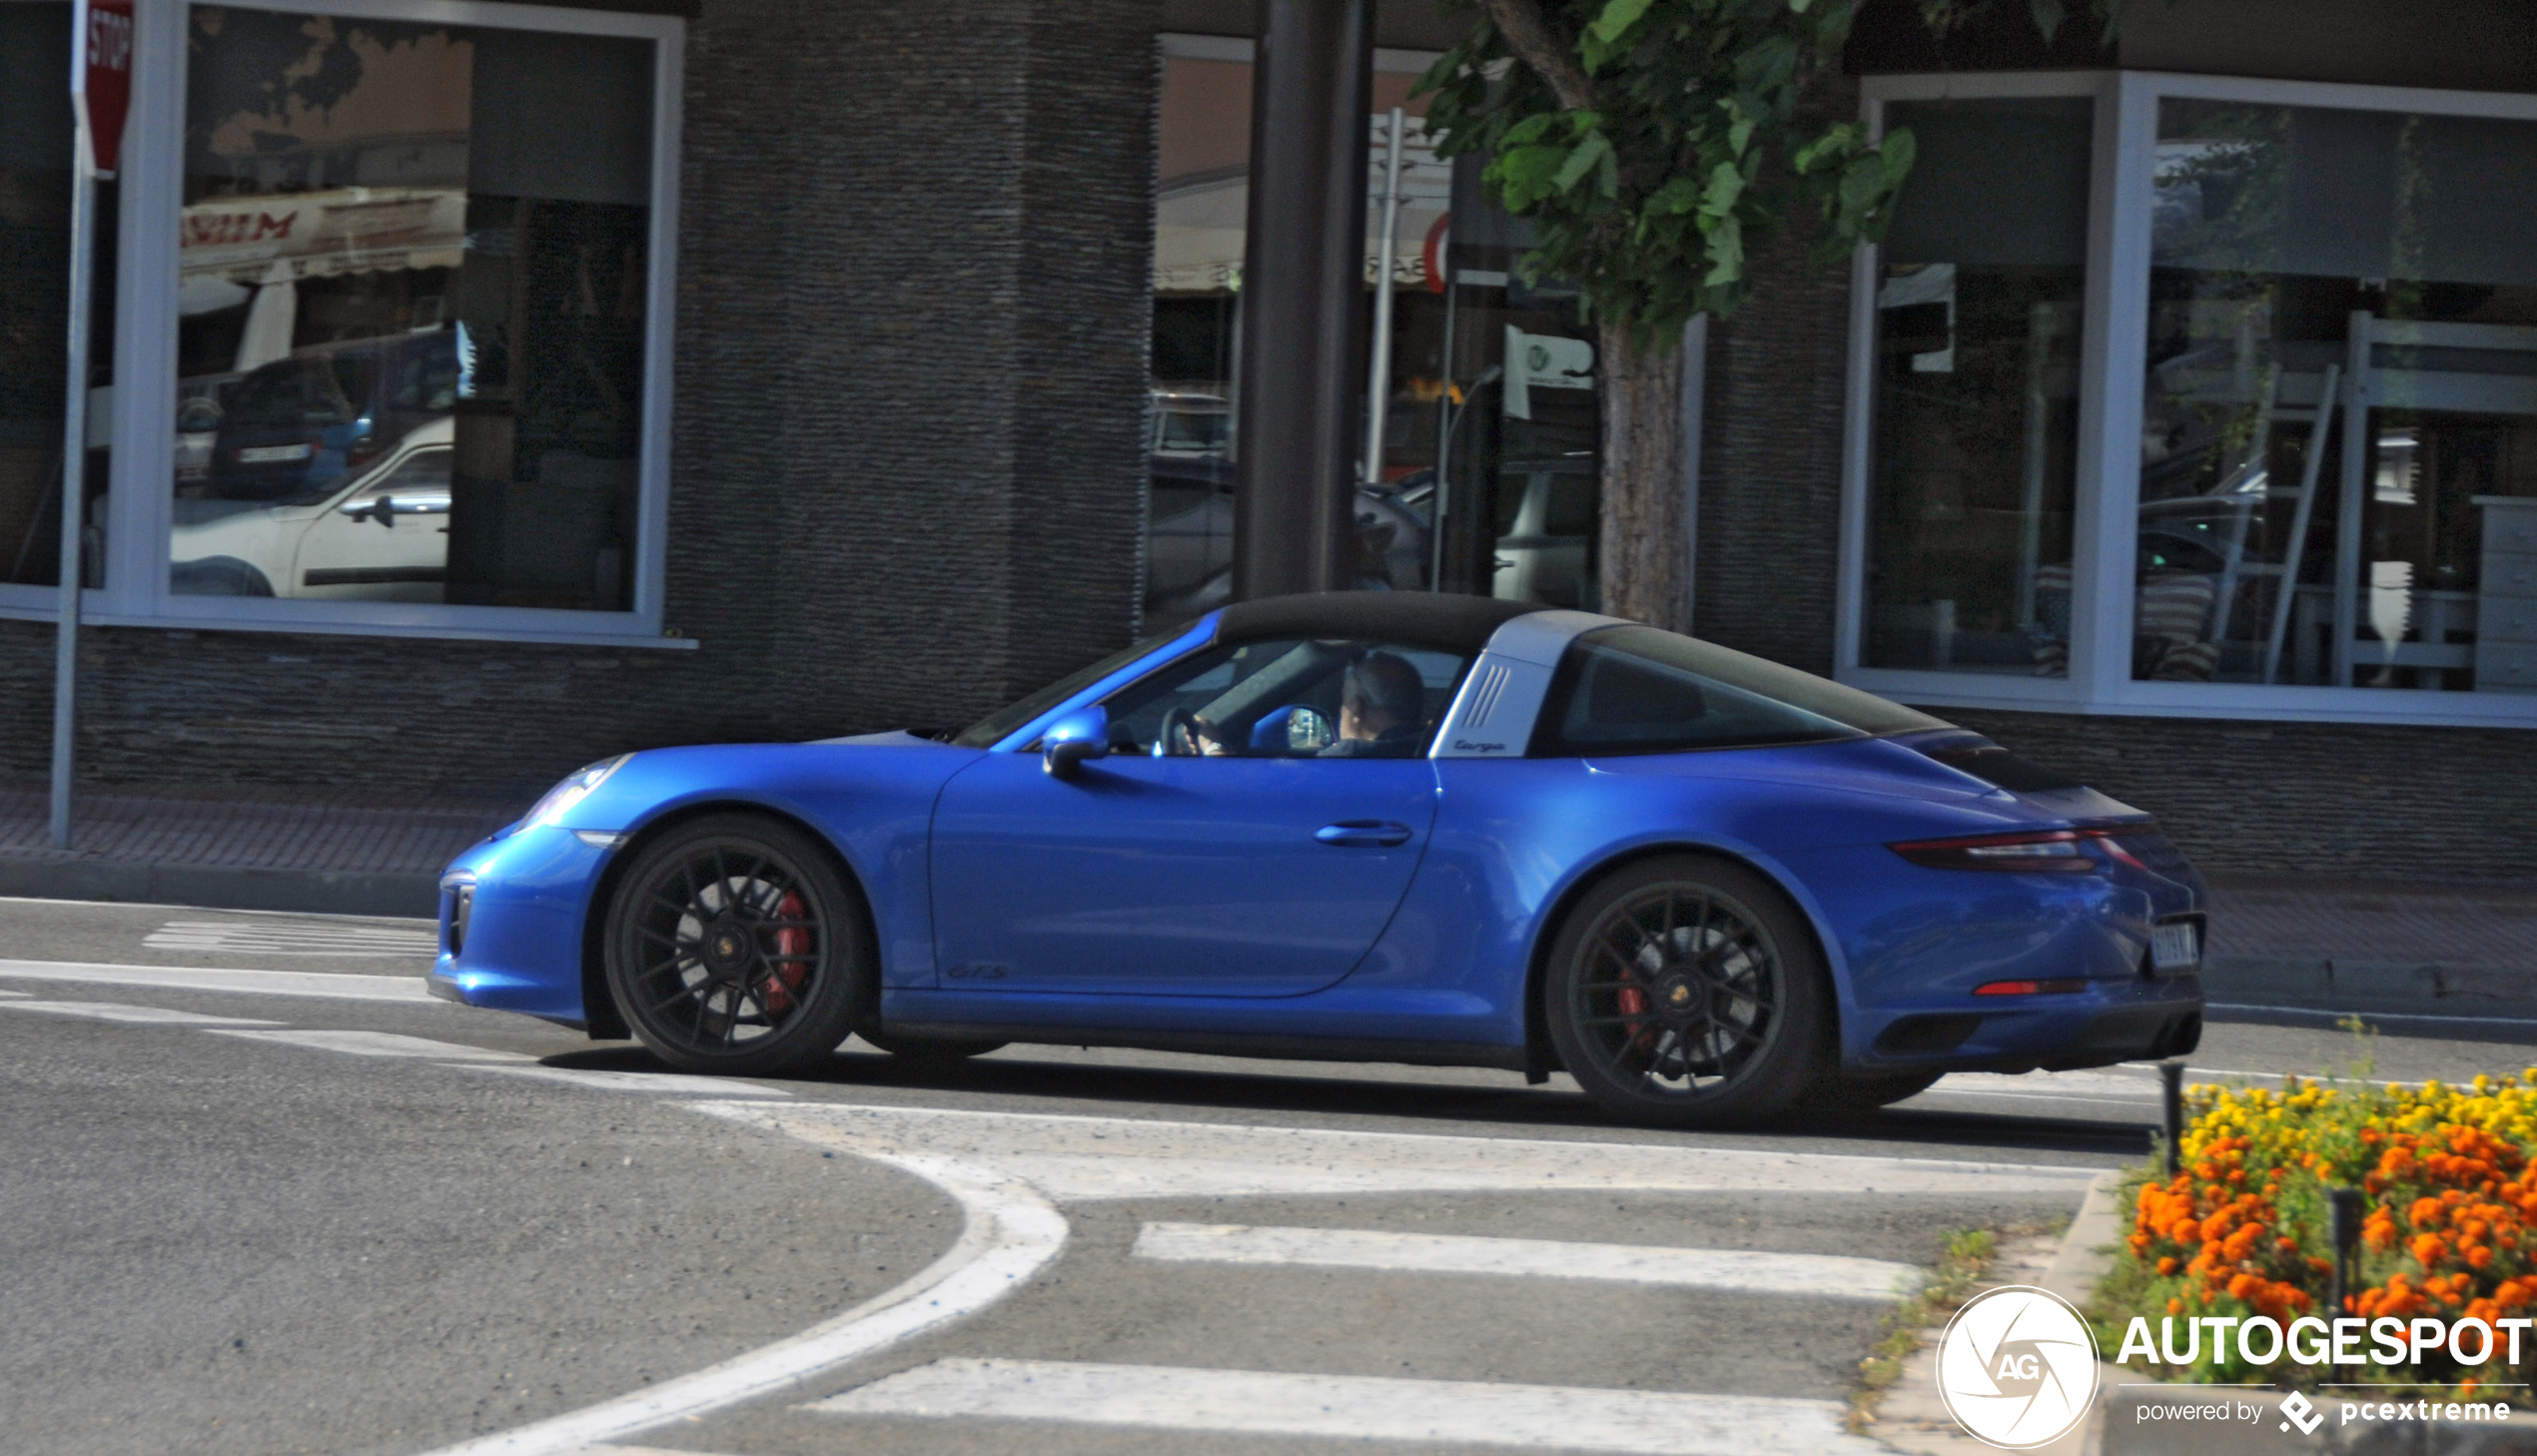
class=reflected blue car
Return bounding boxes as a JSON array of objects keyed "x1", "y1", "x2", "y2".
[{"x1": 432, "y1": 592, "x2": 2204, "y2": 1126}]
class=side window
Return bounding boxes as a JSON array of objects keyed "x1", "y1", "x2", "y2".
[
  {"x1": 1531, "y1": 627, "x2": 1870, "y2": 757},
  {"x1": 349, "y1": 448, "x2": 452, "y2": 502},
  {"x1": 1102, "y1": 637, "x2": 1469, "y2": 759}
]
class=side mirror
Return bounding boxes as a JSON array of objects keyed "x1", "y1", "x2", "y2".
[
  {"x1": 1250, "y1": 704, "x2": 1332, "y2": 754},
  {"x1": 1041, "y1": 705, "x2": 1110, "y2": 781}
]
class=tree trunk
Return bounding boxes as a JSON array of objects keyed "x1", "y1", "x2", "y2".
[{"x1": 1594, "y1": 323, "x2": 1691, "y2": 633}]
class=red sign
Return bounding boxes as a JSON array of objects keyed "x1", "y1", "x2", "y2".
[{"x1": 72, "y1": 0, "x2": 135, "y2": 178}]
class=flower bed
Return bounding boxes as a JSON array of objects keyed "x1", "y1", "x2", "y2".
[{"x1": 2098, "y1": 1069, "x2": 2537, "y2": 1393}]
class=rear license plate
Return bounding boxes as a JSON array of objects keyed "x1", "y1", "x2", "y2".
[
  {"x1": 2150, "y1": 921, "x2": 2200, "y2": 973},
  {"x1": 237, "y1": 443, "x2": 313, "y2": 464}
]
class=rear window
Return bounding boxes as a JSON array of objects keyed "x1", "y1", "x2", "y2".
[{"x1": 1530, "y1": 625, "x2": 1950, "y2": 758}]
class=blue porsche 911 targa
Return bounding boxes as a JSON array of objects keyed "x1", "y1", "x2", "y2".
[{"x1": 432, "y1": 592, "x2": 2204, "y2": 1126}]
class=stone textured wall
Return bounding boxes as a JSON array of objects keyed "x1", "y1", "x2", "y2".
[
  {"x1": 0, "y1": 0, "x2": 1155, "y2": 798},
  {"x1": 1941, "y1": 708, "x2": 2537, "y2": 886},
  {"x1": 1690, "y1": 169, "x2": 1854, "y2": 677}
]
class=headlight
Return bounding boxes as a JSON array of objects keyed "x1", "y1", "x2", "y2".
[{"x1": 522, "y1": 754, "x2": 632, "y2": 828}]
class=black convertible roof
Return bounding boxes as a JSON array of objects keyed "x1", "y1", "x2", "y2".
[{"x1": 1215, "y1": 591, "x2": 1543, "y2": 655}]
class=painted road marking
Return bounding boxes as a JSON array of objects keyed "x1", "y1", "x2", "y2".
[
  {"x1": 207, "y1": 1029, "x2": 531, "y2": 1062},
  {"x1": 420, "y1": 1144, "x2": 1065, "y2": 1456},
  {"x1": 701, "y1": 1099, "x2": 2105, "y2": 1199},
  {"x1": 1131, "y1": 1221, "x2": 1923, "y2": 1300},
  {"x1": 146, "y1": 919, "x2": 439, "y2": 958},
  {"x1": 458, "y1": 1064, "x2": 792, "y2": 1098},
  {"x1": 807, "y1": 1358, "x2": 1880, "y2": 1454},
  {"x1": 0, "y1": 999, "x2": 284, "y2": 1028},
  {"x1": 0, "y1": 959, "x2": 434, "y2": 1002}
]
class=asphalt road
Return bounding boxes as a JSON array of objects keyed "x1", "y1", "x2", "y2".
[{"x1": 2, "y1": 894, "x2": 2530, "y2": 1456}]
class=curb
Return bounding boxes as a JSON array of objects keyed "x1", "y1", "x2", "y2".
[
  {"x1": 2207, "y1": 956, "x2": 2537, "y2": 1009},
  {"x1": 0, "y1": 855, "x2": 440, "y2": 918}
]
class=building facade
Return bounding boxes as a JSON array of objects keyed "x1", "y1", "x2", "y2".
[{"x1": 0, "y1": 0, "x2": 2530, "y2": 880}]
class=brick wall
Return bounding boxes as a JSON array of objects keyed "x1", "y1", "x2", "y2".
[{"x1": 0, "y1": 0, "x2": 1155, "y2": 798}]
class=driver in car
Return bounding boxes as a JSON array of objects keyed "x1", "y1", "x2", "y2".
[{"x1": 1318, "y1": 652, "x2": 1424, "y2": 758}]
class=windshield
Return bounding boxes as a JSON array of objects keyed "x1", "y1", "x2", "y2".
[{"x1": 950, "y1": 631, "x2": 1186, "y2": 748}]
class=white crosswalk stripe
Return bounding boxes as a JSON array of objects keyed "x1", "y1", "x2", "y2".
[
  {"x1": 1131, "y1": 1220, "x2": 1924, "y2": 1300},
  {"x1": 806, "y1": 1358, "x2": 1882, "y2": 1454},
  {"x1": 144, "y1": 920, "x2": 440, "y2": 958},
  {"x1": 206, "y1": 1029, "x2": 531, "y2": 1062},
  {"x1": 0, "y1": 999, "x2": 284, "y2": 1028},
  {"x1": 0, "y1": 959, "x2": 434, "y2": 1002}
]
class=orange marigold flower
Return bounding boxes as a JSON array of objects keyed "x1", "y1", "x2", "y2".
[{"x1": 2157, "y1": 1257, "x2": 2179, "y2": 1275}]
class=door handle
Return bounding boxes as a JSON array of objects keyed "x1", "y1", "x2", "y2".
[{"x1": 1314, "y1": 820, "x2": 1413, "y2": 848}]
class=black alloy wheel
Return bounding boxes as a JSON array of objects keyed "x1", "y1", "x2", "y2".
[
  {"x1": 1544, "y1": 856, "x2": 1832, "y2": 1127},
  {"x1": 603, "y1": 813, "x2": 868, "y2": 1076}
]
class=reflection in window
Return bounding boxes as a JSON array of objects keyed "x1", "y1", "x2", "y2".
[
  {"x1": 1864, "y1": 98, "x2": 2091, "y2": 675},
  {"x1": 174, "y1": 9, "x2": 652, "y2": 610},
  {"x1": 2, "y1": 3, "x2": 115, "y2": 589},
  {"x1": 2142, "y1": 100, "x2": 2537, "y2": 692}
]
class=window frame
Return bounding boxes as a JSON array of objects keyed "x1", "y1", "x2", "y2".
[
  {"x1": 1840, "y1": 68, "x2": 2537, "y2": 727},
  {"x1": 0, "y1": 0, "x2": 691, "y2": 649}
]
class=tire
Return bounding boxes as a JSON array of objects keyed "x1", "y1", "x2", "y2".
[
  {"x1": 1797, "y1": 1069, "x2": 1945, "y2": 1113},
  {"x1": 1543, "y1": 855, "x2": 1834, "y2": 1128},
  {"x1": 861, "y1": 1033, "x2": 1008, "y2": 1064},
  {"x1": 602, "y1": 812, "x2": 869, "y2": 1076}
]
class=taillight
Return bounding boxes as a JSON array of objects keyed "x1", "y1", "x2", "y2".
[
  {"x1": 1891, "y1": 829, "x2": 2096, "y2": 873},
  {"x1": 1889, "y1": 824, "x2": 2159, "y2": 873},
  {"x1": 1974, "y1": 978, "x2": 2087, "y2": 996}
]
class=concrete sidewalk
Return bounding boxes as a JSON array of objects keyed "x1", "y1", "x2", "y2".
[{"x1": 1, "y1": 782, "x2": 2532, "y2": 1013}]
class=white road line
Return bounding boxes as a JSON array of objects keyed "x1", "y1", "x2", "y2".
[
  {"x1": 457, "y1": 1064, "x2": 792, "y2": 1098},
  {"x1": 0, "y1": 959, "x2": 434, "y2": 1003},
  {"x1": 146, "y1": 921, "x2": 439, "y2": 957},
  {"x1": 807, "y1": 1358, "x2": 1880, "y2": 1455},
  {"x1": 419, "y1": 1145, "x2": 1066, "y2": 1456},
  {"x1": 703, "y1": 1100, "x2": 2105, "y2": 1199},
  {"x1": 0, "y1": 989, "x2": 25, "y2": 998},
  {"x1": 0, "y1": 1000, "x2": 285, "y2": 1028},
  {"x1": 2208, "y1": 1002, "x2": 2537, "y2": 1031},
  {"x1": 1131, "y1": 1221, "x2": 1923, "y2": 1300},
  {"x1": 206, "y1": 1030, "x2": 531, "y2": 1062}
]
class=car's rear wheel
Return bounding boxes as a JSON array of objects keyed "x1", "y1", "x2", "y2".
[
  {"x1": 861, "y1": 1033, "x2": 1008, "y2": 1064},
  {"x1": 1543, "y1": 856, "x2": 1832, "y2": 1128},
  {"x1": 603, "y1": 813, "x2": 868, "y2": 1076}
]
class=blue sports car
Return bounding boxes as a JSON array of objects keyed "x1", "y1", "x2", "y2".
[{"x1": 431, "y1": 592, "x2": 2205, "y2": 1126}]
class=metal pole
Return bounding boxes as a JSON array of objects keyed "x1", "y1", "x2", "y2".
[
  {"x1": 2158, "y1": 1058, "x2": 2186, "y2": 1179},
  {"x1": 51, "y1": 4, "x2": 98, "y2": 851},
  {"x1": 1363, "y1": 106, "x2": 1405, "y2": 488}
]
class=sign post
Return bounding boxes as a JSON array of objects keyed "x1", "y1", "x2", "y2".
[{"x1": 50, "y1": 0, "x2": 132, "y2": 849}]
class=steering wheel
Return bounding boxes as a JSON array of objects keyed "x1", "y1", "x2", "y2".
[{"x1": 1156, "y1": 706, "x2": 1206, "y2": 757}]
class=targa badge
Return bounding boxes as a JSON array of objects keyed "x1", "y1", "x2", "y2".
[{"x1": 1937, "y1": 1284, "x2": 2101, "y2": 1448}]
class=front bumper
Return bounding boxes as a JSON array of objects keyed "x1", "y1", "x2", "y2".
[{"x1": 428, "y1": 822, "x2": 617, "y2": 1027}]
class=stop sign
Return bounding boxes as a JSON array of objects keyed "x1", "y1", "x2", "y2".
[{"x1": 72, "y1": 0, "x2": 134, "y2": 178}]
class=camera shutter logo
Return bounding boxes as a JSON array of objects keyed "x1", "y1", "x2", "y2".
[{"x1": 1936, "y1": 1285, "x2": 2101, "y2": 1448}]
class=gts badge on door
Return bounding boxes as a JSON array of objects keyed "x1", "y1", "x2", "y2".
[{"x1": 945, "y1": 963, "x2": 1009, "y2": 982}]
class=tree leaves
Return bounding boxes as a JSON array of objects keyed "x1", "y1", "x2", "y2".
[{"x1": 1419, "y1": 0, "x2": 2101, "y2": 351}]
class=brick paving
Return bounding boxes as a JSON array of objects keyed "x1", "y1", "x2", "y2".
[{"x1": 0, "y1": 783, "x2": 515, "y2": 878}]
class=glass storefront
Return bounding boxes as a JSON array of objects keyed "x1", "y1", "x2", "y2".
[
  {"x1": 172, "y1": 7, "x2": 653, "y2": 610},
  {"x1": 2, "y1": 0, "x2": 115, "y2": 590},
  {"x1": 1863, "y1": 97, "x2": 2091, "y2": 675},
  {"x1": 1148, "y1": 37, "x2": 1599, "y2": 628},
  {"x1": 2140, "y1": 99, "x2": 2537, "y2": 692}
]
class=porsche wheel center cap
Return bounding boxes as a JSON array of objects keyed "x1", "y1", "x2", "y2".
[
  {"x1": 1652, "y1": 973, "x2": 1703, "y2": 1019},
  {"x1": 703, "y1": 922, "x2": 751, "y2": 975}
]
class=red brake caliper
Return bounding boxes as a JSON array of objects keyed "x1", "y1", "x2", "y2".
[{"x1": 761, "y1": 890, "x2": 812, "y2": 1016}]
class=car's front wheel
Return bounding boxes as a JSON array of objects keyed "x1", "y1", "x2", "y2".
[
  {"x1": 603, "y1": 813, "x2": 868, "y2": 1076},
  {"x1": 1544, "y1": 856, "x2": 1833, "y2": 1128}
]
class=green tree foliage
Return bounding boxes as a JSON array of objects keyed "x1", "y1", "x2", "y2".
[{"x1": 1417, "y1": 0, "x2": 2110, "y2": 351}]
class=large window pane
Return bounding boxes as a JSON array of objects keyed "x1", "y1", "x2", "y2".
[
  {"x1": 3, "y1": 0, "x2": 115, "y2": 590},
  {"x1": 1864, "y1": 98, "x2": 2091, "y2": 675},
  {"x1": 2141, "y1": 100, "x2": 2537, "y2": 692},
  {"x1": 174, "y1": 8, "x2": 652, "y2": 610}
]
